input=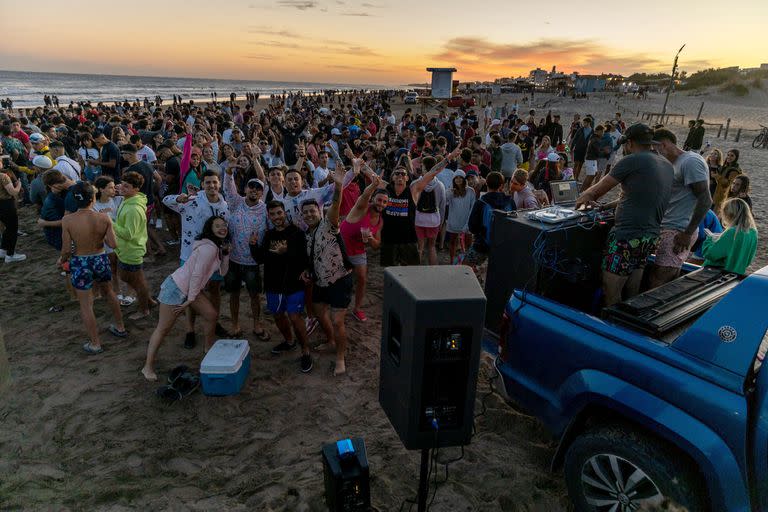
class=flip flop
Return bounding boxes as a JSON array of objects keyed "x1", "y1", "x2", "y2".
[
  {"x1": 48, "y1": 305, "x2": 63, "y2": 313},
  {"x1": 108, "y1": 324, "x2": 128, "y2": 338},
  {"x1": 82, "y1": 342, "x2": 104, "y2": 355},
  {"x1": 253, "y1": 329, "x2": 271, "y2": 341},
  {"x1": 167, "y1": 365, "x2": 190, "y2": 385}
]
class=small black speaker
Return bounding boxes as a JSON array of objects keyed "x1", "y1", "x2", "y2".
[
  {"x1": 379, "y1": 266, "x2": 486, "y2": 450},
  {"x1": 322, "y1": 438, "x2": 370, "y2": 512}
]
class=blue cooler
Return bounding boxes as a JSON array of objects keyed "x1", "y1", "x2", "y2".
[{"x1": 200, "y1": 339, "x2": 251, "y2": 396}]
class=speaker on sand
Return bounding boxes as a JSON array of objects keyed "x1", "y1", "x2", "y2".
[{"x1": 378, "y1": 266, "x2": 486, "y2": 450}]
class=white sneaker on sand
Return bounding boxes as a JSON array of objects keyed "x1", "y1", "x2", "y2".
[
  {"x1": 0, "y1": 249, "x2": 6, "y2": 258},
  {"x1": 5, "y1": 253, "x2": 26, "y2": 263}
]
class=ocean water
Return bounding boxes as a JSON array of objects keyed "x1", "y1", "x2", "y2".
[{"x1": 0, "y1": 70, "x2": 391, "y2": 108}]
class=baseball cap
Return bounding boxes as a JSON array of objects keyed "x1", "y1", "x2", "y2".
[
  {"x1": 29, "y1": 133, "x2": 45, "y2": 143},
  {"x1": 547, "y1": 153, "x2": 560, "y2": 162},
  {"x1": 331, "y1": 128, "x2": 342, "y2": 136},
  {"x1": 519, "y1": 125, "x2": 529, "y2": 132},
  {"x1": 465, "y1": 169, "x2": 478, "y2": 178},
  {"x1": 454, "y1": 169, "x2": 466, "y2": 179},
  {"x1": 618, "y1": 123, "x2": 657, "y2": 145},
  {"x1": 247, "y1": 178, "x2": 265, "y2": 189},
  {"x1": 491, "y1": 119, "x2": 501, "y2": 126},
  {"x1": 32, "y1": 155, "x2": 53, "y2": 169}
]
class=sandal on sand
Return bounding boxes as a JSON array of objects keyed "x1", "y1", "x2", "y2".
[
  {"x1": 82, "y1": 342, "x2": 104, "y2": 355},
  {"x1": 156, "y1": 370, "x2": 200, "y2": 402},
  {"x1": 167, "y1": 365, "x2": 190, "y2": 385},
  {"x1": 108, "y1": 324, "x2": 128, "y2": 338},
  {"x1": 253, "y1": 329, "x2": 271, "y2": 341},
  {"x1": 48, "y1": 305, "x2": 64, "y2": 313}
]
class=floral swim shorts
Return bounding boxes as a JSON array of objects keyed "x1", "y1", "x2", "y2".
[
  {"x1": 70, "y1": 253, "x2": 112, "y2": 291},
  {"x1": 602, "y1": 231, "x2": 659, "y2": 277}
]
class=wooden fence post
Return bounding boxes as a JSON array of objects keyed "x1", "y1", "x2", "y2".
[
  {"x1": 696, "y1": 102, "x2": 704, "y2": 120},
  {"x1": 735, "y1": 129, "x2": 742, "y2": 142},
  {"x1": 717, "y1": 124, "x2": 723, "y2": 138},
  {"x1": 723, "y1": 118, "x2": 731, "y2": 141}
]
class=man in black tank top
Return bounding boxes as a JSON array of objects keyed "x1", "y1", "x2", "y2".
[{"x1": 380, "y1": 148, "x2": 461, "y2": 266}]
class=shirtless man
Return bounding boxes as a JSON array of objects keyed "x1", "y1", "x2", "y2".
[{"x1": 59, "y1": 182, "x2": 127, "y2": 354}]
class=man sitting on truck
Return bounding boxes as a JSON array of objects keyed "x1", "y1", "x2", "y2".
[{"x1": 575, "y1": 124, "x2": 673, "y2": 307}]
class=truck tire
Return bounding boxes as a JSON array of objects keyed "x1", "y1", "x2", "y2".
[{"x1": 563, "y1": 426, "x2": 705, "y2": 512}]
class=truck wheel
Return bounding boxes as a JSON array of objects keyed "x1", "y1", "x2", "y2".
[{"x1": 563, "y1": 426, "x2": 705, "y2": 511}]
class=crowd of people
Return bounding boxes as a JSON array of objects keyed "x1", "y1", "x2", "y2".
[{"x1": 0, "y1": 89, "x2": 759, "y2": 382}]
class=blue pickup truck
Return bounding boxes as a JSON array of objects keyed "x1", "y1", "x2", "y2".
[{"x1": 488, "y1": 264, "x2": 768, "y2": 511}]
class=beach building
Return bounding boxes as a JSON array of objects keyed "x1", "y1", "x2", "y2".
[{"x1": 574, "y1": 75, "x2": 606, "y2": 93}]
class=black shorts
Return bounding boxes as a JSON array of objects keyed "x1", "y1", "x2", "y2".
[
  {"x1": 313, "y1": 273, "x2": 353, "y2": 310},
  {"x1": 380, "y1": 242, "x2": 420, "y2": 267},
  {"x1": 224, "y1": 261, "x2": 262, "y2": 294}
]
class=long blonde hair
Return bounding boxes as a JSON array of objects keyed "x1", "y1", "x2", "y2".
[
  {"x1": 707, "y1": 148, "x2": 723, "y2": 167},
  {"x1": 721, "y1": 198, "x2": 756, "y2": 232}
]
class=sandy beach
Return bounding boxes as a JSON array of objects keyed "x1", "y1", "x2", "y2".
[{"x1": 0, "y1": 89, "x2": 766, "y2": 511}]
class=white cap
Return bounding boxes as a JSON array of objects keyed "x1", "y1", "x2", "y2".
[
  {"x1": 29, "y1": 133, "x2": 45, "y2": 143},
  {"x1": 547, "y1": 153, "x2": 560, "y2": 162},
  {"x1": 491, "y1": 119, "x2": 501, "y2": 126},
  {"x1": 331, "y1": 128, "x2": 342, "y2": 136},
  {"x1": 32, "y1": 155, "x2": 53, "y2": 169},
  {"x1": 454, "y1": 169, "x2": 466, "y2": 179},
  {"x1": 519, "y1": 125, "x2": 529, "y2": 132}
]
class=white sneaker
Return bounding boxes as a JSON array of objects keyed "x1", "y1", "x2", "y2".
[
  {"x1": 0, "y1": 249, "x2": 6, "y2": 258},
  {"x1": 5, "y1": 253, "x2": 26, "y2": 263}
]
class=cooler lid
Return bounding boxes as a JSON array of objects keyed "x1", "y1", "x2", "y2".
[{"x1": 201, "y1": 339, "x2": 250, "y2": 374}]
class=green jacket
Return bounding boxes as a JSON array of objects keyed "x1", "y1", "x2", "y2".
[
  {"x1": 702, "y1": 227, "x2": 757, "y2": 275},
  {"x1": 114, "y1": 192, "x2": 147, "y2": 265}
]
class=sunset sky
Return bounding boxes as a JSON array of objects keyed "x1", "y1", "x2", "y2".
[{"x1": 1, "y1": 0, "x2": 765, "y2": 85}]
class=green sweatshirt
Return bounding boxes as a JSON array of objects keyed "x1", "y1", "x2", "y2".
[
  {"x1": 114, "y1": 192, "x2": 148, "y2": 265},
  {"x1": 702, "y1": 227, "x2": 758, "y2": 275}
]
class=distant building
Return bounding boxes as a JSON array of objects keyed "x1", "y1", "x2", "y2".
[
  {"x1": 761, "y1": 63, "x2": 768, "y2": 70},
  {"x1": 574, "y1": 76, "x2": 606, "y2": 93},
  {"x1": 529, "y1": 68, "x2": 548, "y2": 86}
]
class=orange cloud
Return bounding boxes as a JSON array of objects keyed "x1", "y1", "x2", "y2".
[{"x1": 432, "y1": 37, "x2": 710, "y2": 78}]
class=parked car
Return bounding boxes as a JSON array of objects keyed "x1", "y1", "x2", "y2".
[
  {"x1": 488, "y1": 264, "x2": 768, "y2": 511},
  {"x1": 404, "y1": 91, "x2": 419, "y2": 104},
  {"x1": 444, "y1": 96, "x2": 476, "y2": 108}
]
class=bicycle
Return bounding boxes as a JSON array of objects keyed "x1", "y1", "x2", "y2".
[{"x1": 753, "y1": 124, "x2": 768, "y2": 149}]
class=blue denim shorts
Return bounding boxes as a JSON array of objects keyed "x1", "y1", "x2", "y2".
[{"x1": 157, "y1": 275, "x2": 187, "y2": 306}]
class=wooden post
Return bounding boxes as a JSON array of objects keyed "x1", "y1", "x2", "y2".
[
  {"x1": 723, "y1": 118, "x2": 731, "y2": 140},
  {"x1": 735, "y1": 128, "x2": 742, "y2": 142},
  {"x1": 681, "y1": 115, "x2": 685, "y2": 125},
  {"x1": 717, "y1": 124, "x2": 723, "y2": 138},
  {"x1": 696, "y1": 102, "x2": 704, "y2": 120},
  {"x1": 0, "y1": 326, "x2": 9, "y2": 393}
]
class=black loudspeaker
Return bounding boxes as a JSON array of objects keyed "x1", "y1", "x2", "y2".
[
  {"x1": 322, "y1": 438, "x2": 371, "y2": 512},
  {"x1": 379, "y1": 266, "x2": 486, "y2": 450},
  {"x1": 484, "y1": 210, "x2": 614, "y2": 333}
]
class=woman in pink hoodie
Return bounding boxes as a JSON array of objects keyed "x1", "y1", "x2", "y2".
[{"x1": 142, "y1": 216, "x2": 230, "y2": 381}]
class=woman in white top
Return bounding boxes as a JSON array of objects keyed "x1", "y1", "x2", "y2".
[
  {"x1": 93, "y1": 176, "x2": 133, "y2": 306},
  {"x1": 445, "y1": 170, "x2": 476, "y2": 264},
  {"x1": 78, "y1": 134, "x2": 101, "y2": 181}
]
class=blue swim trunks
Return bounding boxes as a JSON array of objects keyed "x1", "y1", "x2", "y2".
[
  {"x1": 70, "y1": 253, "x2": 112, "y2": 291},
  {"x1": 266, "y1": 291, "x2": 305, "y2": 314}
]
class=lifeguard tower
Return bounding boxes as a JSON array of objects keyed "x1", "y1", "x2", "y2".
[{"x1": 418, "y1": 67, "x2": 457, "y2": 114}]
